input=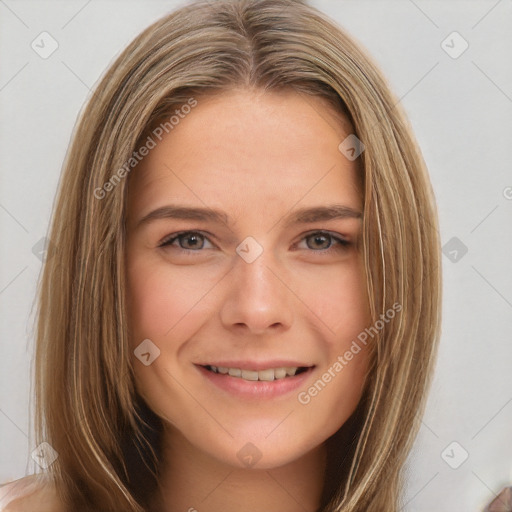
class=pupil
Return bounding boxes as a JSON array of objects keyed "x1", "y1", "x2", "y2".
[
  {"x1": 184, "y1": 234, "x2": 201, "y2": 248},
  {"x1": 312, "y1": 234, "x2": 329, "y2": 249}
]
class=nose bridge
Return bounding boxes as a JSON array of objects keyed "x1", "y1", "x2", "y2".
[
  {"x1": 219, "y1": 239, "x2": 293, "y2": 332},
  {"x1": 235, "y1": 244, "x2": 281, "y2": 306}
]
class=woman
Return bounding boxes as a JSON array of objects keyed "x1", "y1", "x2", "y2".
[{"x1": 1, "y1": 0, "x2": 445, "y2": 510}]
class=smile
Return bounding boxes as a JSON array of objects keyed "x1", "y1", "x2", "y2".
[
  {"x1": 203, "y1": 365, "x2": 309, "y2": 381},
  {"x1": 197, "y1": 363, "x2": 315, "y2": 399}
]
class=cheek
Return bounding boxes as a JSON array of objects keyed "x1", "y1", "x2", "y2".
[
  {"x1": 127, "y1": 266, "x2": 175, "y2": 343},
  {"x1": 294, "y1": 257, "x2": 371, "y2": 413},
  {"x1": 295, "y1": 265, "x2": 371, "y2": 439},
  {"x1": 331, "y1": 272, "x2": 370, "y2": 342},
  {"x1": 126, "y1": 258, "x2": 210, "y2": 411},
  {"x1": 298, "y1": 258, "x2": 370, "y2": 343},
  {"x1": 126, "y1": 256, "x2": 213, "y2": 344}
]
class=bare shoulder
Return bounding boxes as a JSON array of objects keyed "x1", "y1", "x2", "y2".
[{"x1": 0, "y1": 474, "x2": 64, "y2": 512}]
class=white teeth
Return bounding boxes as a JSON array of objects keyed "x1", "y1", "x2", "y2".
[
  {"x1": 241, "y1": 370, "x2": 259, "y2": 381},
  {"x1": 228, "y1": 368, "x2": 242, "y2": 377},
  {"x1": 208, "y1": 366, "x2": 303, "y2": 381},
  {"x1": 258, "y1": 369, "x2": 275, "y2": 381},
  {"x1": 274, "y1": 368, "x2": 287, "y2": 379}
]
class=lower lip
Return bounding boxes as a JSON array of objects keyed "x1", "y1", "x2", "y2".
[{"x1": 196, "y1": 365, "x2": 315, "y2": 399}]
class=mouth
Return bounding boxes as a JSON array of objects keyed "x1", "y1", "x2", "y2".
[
  {"x1": 197, "y1": 362, "x2": 315, "y2": 399},
  {"x1": 202, "y1": 365, "x2": 311, "y2": 382}
]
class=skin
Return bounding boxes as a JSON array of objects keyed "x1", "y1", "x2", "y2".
[
  {"x1": 125, "y1": 88, "x2": 372, "y2": 512},
  {"x1": 0, "y1": 475, "x2": 63, "y2": 512}
]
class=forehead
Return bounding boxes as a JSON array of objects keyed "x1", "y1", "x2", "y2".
[{"x1": 126, "y1": 88, "x2": 362, "y2": 224}]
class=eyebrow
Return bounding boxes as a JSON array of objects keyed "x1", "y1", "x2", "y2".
[{"x1": 136, "y1": 204, "x2": 362, "y2": 229}]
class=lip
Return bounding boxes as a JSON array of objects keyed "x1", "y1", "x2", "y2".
[{"x1": 196, "y1": 364, "x2": 315, "y2": 400}]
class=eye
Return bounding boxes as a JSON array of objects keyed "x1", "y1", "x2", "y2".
[
  {"x1": 297, "y1": 231, "x2": 350, "y2": 253},
  {"x1": 158, "y1": 230, "x2": 351, "y2": 255},
  {"x1": 158, "y1": 231, "x2": 214, "y2": 251}
]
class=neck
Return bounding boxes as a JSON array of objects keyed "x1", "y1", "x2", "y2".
[{"x1": 151, "y1": 427, "x2": 327, "y2": 512}]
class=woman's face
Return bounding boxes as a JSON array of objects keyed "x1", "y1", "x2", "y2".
[{"x1": 125, "y1": 88, "x2": 371, "y2": 469}]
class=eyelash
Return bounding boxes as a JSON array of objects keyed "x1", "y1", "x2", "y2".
[{"x1": 158, "y1": 230, "x2": 351, "y2": 255}]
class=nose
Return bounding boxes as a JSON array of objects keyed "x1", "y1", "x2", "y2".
[{"x1": 219, "y1": 248, "x2": 294, "y2": 335}]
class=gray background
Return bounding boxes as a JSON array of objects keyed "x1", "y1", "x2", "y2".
[{"x1": 1, "y1": 1, "x2": 511, "y2": 510}]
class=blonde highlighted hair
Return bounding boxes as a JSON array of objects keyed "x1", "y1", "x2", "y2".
[{"x1": 34, "y1": 0, "x2": 442, "y2": 510}]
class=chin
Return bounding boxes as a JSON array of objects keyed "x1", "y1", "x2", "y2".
[{"x1": 198, "y1": 422, "x2": 326, "y2": 470}]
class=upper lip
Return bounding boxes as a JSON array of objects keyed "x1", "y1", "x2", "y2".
[{"x1": 197, "y1": 361, "x2": 314, "y2": 371}]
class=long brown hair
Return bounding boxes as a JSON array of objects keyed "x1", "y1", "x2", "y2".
[{"x1": 34, "y1": 0, "x2": 442, "y2": 510}]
